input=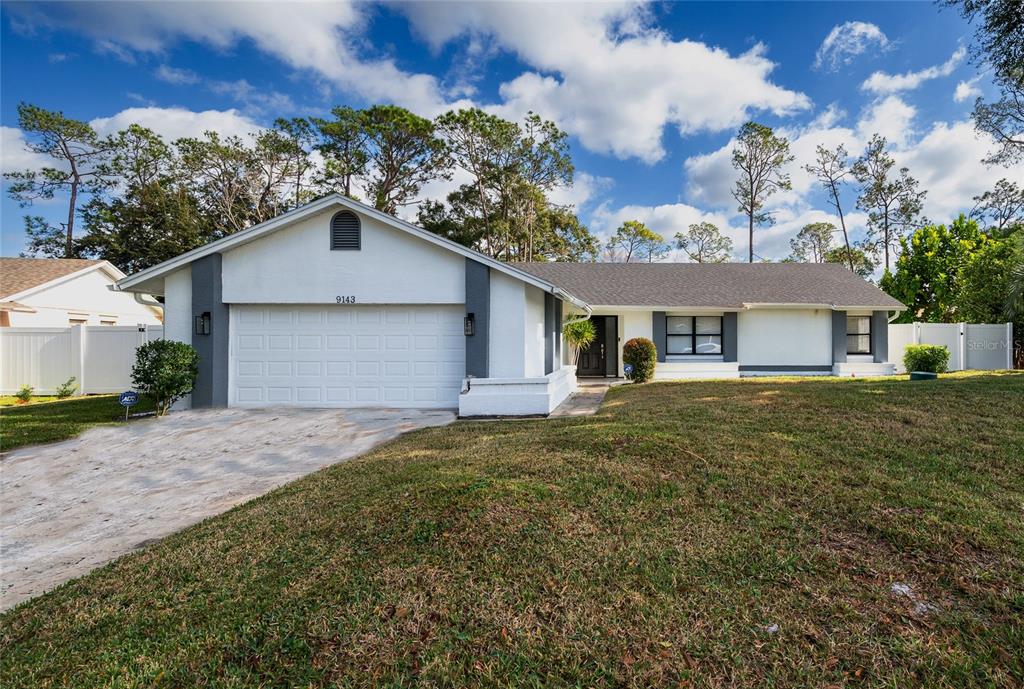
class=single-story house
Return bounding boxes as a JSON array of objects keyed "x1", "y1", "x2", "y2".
[
  {"x1": 0, "y1": 258, "x2": 163, "y2": 328},
  {"x1": 115, "y1": 194, "x2": 905, "y2": 417}
]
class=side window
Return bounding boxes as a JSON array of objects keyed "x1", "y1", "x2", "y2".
[
  {"x1": 330, "y1": 211, "x2": 361, "y2": 250},
  {"x1": 846, "y1": 316, "x2": 871, "y2": 354}
]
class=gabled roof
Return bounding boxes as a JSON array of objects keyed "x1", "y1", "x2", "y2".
[
  {"x1": 0, "y1": 258, "x2": 117, "y2": 300},
  {"x1": 115, "y1": 194, "x2": 588, "y2": 310},
  {"x1": 516, "y1": 262, "x2": 905, "y2": 311}
]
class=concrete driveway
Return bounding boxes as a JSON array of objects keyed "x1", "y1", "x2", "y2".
[{"x1": 0, "y1": 407, "x2": 454, "y2": 611}]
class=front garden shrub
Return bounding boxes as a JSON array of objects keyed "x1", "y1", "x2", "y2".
[
  {"x1": 15, "y1": 384, "x2": 33, "y2": 403},
  {"x1": 132, "y1": 340, "x2": 200, "y2": 416},
  {"x1": 563, "y1": 318, "x2": 597, "y2": 365},
  {"x1": 903, "y1": 344, "x2": 950, "y2": 374},
  {"x1": 622, "y1": 337, "x2": 657, "y2": 383},
  {"x1": 55, "y1": 377, "x2": 77, "y2": 399}
]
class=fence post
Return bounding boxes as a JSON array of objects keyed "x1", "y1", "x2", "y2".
[
  {"x1": 71, "y1": 325, "x2": 86, "y2": 395},
  {"x1": 1009, "y1": 322, "x2": 1015, "y2": 370},
  {"x1": 959, "y1": 322, "x2": 967, "y2": 371}
]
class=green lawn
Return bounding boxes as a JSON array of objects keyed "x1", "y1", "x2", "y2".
[
  {"x1": 0, "y1": 394, "x2": 155, "y2": 451},
  {"x1": 2, "y1": 373, "x2": 1022, "y2": 687},
  {"x1": 0, "y1": 395, "x2": 60, "y2": 406}
]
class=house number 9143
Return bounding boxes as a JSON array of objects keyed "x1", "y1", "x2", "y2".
[{"x1": 336, "y1": 295, "x2": 356, "y2": 304}]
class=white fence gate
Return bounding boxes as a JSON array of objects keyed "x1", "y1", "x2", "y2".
[
  {"x1": 888, "y1": 322, "x2": 1013, "y2": 373},
  {"x1": 0, "y1": 325, "x2": 164, "y2": 395}
]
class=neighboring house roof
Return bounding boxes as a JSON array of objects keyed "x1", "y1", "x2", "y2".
[
  {"x1": 0, "y1": 258, "x2": 107, "y2": 300},
  {"x1": 115, "y1": 193, "x2": 588, "y2": 310},
  {"x1": 516, "y1": 262, "x2": 905, "y2": 310}
]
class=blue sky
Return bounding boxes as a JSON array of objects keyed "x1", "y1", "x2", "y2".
[{"x1": 2, "y1": 1, "x2": 1019, "y2": 264}]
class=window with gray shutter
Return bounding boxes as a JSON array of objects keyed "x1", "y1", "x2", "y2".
[{"x1": 330, "y1": 211, "x2": 361, "y2": 250}]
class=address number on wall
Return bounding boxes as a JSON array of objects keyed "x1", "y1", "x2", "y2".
[{"x1": 336, "y1": 295, "x2": 357, "y2": 304}]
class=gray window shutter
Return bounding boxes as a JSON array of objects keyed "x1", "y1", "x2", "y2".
[{"x1": 330, "y1": 211, "x2": 361, "y2": 250}]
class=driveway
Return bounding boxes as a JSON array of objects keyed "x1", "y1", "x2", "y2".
[{"x1": 0, "y1": 407, "x2": 455, "y2": 611}]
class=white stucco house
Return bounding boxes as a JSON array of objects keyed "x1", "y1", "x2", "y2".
[
  {"x1": 114, "y1": 194, "x2": 905, "y2": 417},
  {"x1": 0, "y1": 258, "x2": 163, "y2": 328}
]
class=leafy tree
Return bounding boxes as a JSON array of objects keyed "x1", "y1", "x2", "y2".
[
  {"x1": 79, "y1": 182, "x2": 211, "y2": 273},
  {"x1": 731, "y1": 122, "x2": 793, "y2": 263},
  {"x1": 971, "y1": 178, "x2": 1024, "y2": 234},
  {"x1": 20, "y1": 215, "x2": 72, "y2": 258},
  {"x1": 881, "y1": 215, "x2": 989, "y2": 322},
  {"x1": 4, "y1": 103, "x2": 112, "y2": 257},
  {"x1": 804, "y1": 143, "x2": 855, "y2": 271},
  {"x1": 943, "y1": 0, "x2": 1024, "y2": 165},
  {"x1": 957, "y1": 235, "x2": 1019, "y2": 321},
  {"x1": 852, "y1": 134, "x2": 927, "y2": 272},
  {"x1": 824, "y1": 245, "x2": 876, "y2": 278},
  {"x1": 606, "y1": 220, "x2": 668, "y2": 263},
  {"x1": 533, "y1": 205, "x2": 600, "y2": 262},
  {"x1": 313, "y1": 106, "x2": 369, "y2": 198},
  {"x1": 674, "y1": 222, "x2": 733, "y2": 263},
  {"x1": 789, "y1": 222, "x2": 835, "y2": 263},
  {"x1": 361, "y1": 105, "x2": 449, "y2": 214},
  {"x1": 273, "y1": 117, "x2": 318, "y2": 208}
]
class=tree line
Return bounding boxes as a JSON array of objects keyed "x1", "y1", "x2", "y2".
[{"x1": 5, "y1": 103, "x2": 599, "y2": 271}]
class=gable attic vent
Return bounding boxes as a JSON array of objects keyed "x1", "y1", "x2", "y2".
[{"x1": 330, "y1": 210, "x2": 361, "y2": 250}]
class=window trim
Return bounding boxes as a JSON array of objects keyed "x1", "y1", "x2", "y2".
[
  {"x1": 666, "y1": 315, "x2": 723, "y2": 356},
  {"x1": 846, "y1": 315, "x2": 872, "y2": 355},
  {"x1": 330, "y1": 210, "x2": 361, "y2": 251}
]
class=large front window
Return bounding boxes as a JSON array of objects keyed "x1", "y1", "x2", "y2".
[
  {"x1": 847, "y1": 316, "x2": 872, "y2": 354},
  {"x1": 667, "y1": 316, "x2": 723, "y2": 355}
]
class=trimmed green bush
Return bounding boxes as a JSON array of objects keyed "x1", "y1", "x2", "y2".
[
  {"x1": 15, "y1": 384, "x2": 33, "y2": 403},
  {"x1": 903, "y1": 344, "x2": 950, "y2": 374},
  {"x1": 131, "y1": 340, "x2": 200, "y2": 416},
  {"x1": 622, "y1": 337, "x2": 657, "y2": 383}
]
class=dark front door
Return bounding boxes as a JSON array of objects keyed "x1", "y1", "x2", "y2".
[{"x1": 577, "y1": 317, "x2": 607, "y2": 376}]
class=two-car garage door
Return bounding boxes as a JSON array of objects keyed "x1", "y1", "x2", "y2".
[{"x1": 230, "y1": 304, "x2": 465, "y2": 408}]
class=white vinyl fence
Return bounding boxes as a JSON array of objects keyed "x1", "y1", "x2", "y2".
[
  {"x1": 888, "y1": 322, "x2": 1013, "y2": 373},
  {"x1": 0, "y1": 324, "x2": 163, "y2": 395}
]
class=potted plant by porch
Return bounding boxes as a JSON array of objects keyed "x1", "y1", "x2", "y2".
[
  {"x1": 563, "y1": 318, "x2": 597, "y2": 371},
  {"x1": 903, "y1": 344, "x2": 950, "y2": 381}
]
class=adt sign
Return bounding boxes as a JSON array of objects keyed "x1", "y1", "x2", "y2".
[
  {"x1": 623, "y1": 363, "x2": 634, "y2": 378},
  {"x1": 119, "y1": 391, "x2": 139, "y2": 407}
]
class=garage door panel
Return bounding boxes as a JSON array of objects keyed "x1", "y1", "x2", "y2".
[{"x1": 231, "y1": 304, "x2": 465, "y2": 408}]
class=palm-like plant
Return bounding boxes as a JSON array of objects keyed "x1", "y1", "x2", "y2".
[{"x1": 563, "y1": 319, "x2": 597, "y2": 366}]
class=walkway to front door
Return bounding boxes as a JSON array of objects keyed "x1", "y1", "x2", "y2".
[{"x1": 549, "y1": 379, "x2": 621, "y2": 417}]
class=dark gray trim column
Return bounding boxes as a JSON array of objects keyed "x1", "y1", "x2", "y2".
[
  {"x1": 723, "y1": 312, "x2": 738, "y2": 362},
  {"x1": 544, "y1": 293, "x2": 555, "y2": 375},
  {"x1": 464, "y1": 258, "x2": 490, "y2": 378},
  {"x1": 872, "y1": 311, "x2": 888, "y2": 363},
  {"x1": 831, "y1": 310, "x2": 847, "y2": 364},
  {"x1": 191, "y1": 253, "x2": 229, "y2": 408},
  {"x1": 652, "y1": 311, "x2": 667, "y2": 363},
  {"x1": 604, "y1": 317, "x2": 618, "y2": 377}
]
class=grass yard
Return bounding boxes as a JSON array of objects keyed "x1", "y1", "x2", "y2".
[
  {"x1": 2, "y1": 372, "x2": 1022, "y2": 687},
  {"x1": 0, "y1": 395, "x2": 60, "y2": 406},
  {"x1": 0, "y1": 394, "x2": 156, "y2": 452}
]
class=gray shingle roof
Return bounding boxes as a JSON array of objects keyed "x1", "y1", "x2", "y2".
[
  {"x1": 0, "y1": 258, "x2": 104, "y2": 300},
  {"x1": 515, "y1": 262, "x2": 905, "y2": 310}
]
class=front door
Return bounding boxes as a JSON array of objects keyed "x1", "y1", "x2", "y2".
[{"x1": 577, "y1": 317, "x2": 607, "y2": 376}]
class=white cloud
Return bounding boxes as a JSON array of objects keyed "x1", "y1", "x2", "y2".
[
  {"x1": 155, "y1": 64, "x2": 200, "y2": 85},
  {"x1": 953, "y1": 75, "x2": 982, "y2": 103},
  {"x1": 89, "y1": 107, "x2": 264, "y2": 142},
  {"x1": 855, "y1": 95, "x2": 917, "y2": 147},
  {"x1": 207, "y1": 79, "x2": 296, "y2": 115},
  {"x1": 548, "y1": 172, "x2": 614, "y2": 211},
  {"x1": 6, "y1": 1, "x2": 465, "y2": 117},
  {"x1": 861, "y1": 47, "x2": 966, "y2": 95},
  {"x1": 402, "y1": 2, "x2": 810, "y2": 162},
  {"x1": 1, "y1": 126, "x2": 51, "y2": 174},
  {"x1": 814, "y1": 21, "x2": 890, "y2": 72},
  {"x1": 896, "y1": 120, "x2": 1024, "y2": 222}
]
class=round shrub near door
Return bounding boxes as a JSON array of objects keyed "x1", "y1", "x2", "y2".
[
  {"x1": 132, "y1": 340, "x2": 200, "y2": 417},
  {"x1": 622, "y1": 337, "x2": 657, "y2": 384},
  {"x1": 903, "y1": 344, "x2": 950, "y2": 376}
]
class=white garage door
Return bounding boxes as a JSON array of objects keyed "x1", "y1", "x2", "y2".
[{"x1": 230, "y1": 305, "x2": 465, "y2": 408}]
